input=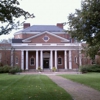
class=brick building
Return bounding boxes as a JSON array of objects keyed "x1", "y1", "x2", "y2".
[{"x1": 0, "y1": 23, "x2": 91, "y2": 71}]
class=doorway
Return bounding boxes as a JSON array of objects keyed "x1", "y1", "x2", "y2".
[{"x1": 43, "y1": 58, "x2": 49, "y2": 68}]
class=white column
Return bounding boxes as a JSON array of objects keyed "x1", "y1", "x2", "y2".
[
  {"x1": 26, "y1": 50, "x2": 28, "y2": 70},
  {"x1": 55, "y1": 50, "x2": 57, "y2": 69},
  {"x1": 79, "y1": 50, "x2": 82, "y2": 66},
  {"x1": 21, "y1": 50, "x2": 24, "y2": 70},
  {"x1": 36, "y1": 50, "x2": 38, "y2": 70},
  {"x1": 50, "y1": 50, "x2": 53, "y2": 69},
  {"x1": 11, "y1": 49, "x2": 13, "y2": 67},
  {"x1": 64, "y1": 50, "x2": 67, "y2": 69},
  {"x1": 69, "y1": 50, "x2": 72, "y2": 69},
  {"x1": 40, "y1": 50, "x2": 43, "y2": 70}
]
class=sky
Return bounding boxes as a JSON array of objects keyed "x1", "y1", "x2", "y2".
[{"x1": 0, "y1": 0, "x2": 82, "y2": 40}]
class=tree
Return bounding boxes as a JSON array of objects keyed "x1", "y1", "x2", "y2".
[
  {"x1": 0, "y1": 0, "x2": 35, "y2": 35},
  {"x1": 68, "y1": 0, "x2": 100, "y2": 60}
]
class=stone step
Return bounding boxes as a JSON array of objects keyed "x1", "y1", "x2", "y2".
[{"x1": 43, "y1": 69, "x2": 51, "y2": 72}]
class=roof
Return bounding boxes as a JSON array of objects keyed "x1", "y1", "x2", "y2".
[{"x1": 15, "y1": 25, "x2": 65, "y2": 34}]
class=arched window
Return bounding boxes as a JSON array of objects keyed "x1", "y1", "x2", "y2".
[
  {"x1": 15, "y1": 56, "x2": 18, "y2": 64},
  {"x1": 58, "y1": 57, "x2": 62, "y2": 65},
  {"x1": 30, "y1": 57, "x2": 35, "y2": 66}
]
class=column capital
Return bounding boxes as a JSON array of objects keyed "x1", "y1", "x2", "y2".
[{"x1": 21, "y1": 50, "x2": 24, "y2": 52}]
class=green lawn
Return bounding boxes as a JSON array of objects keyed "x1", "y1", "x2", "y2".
[
  {"x1": 60, "y1": 73, "x2": 100, "y2": 91},
  {"x1": 0, "y1": 74, "x2": 72, "y2": 100}
]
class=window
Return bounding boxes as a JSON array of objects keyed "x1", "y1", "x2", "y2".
[
  {"x1": 75, "y1": 56, "x2": 78, "y2": 63},
  {"x1": 43, "y1": 35, "x2": 50, "y2": 42},
  {"x1": 15, "y1": 57, "x2": 18, "y2": 64},
  {"x1": 58, "y1": 57, "x2": 62, "y2": 65},
  {"x1": 30, "y1": 57, "x2": 35, "y2": 66},
  {"x1": 0, "y1": 53, "x2": 2, "y2": 62}
]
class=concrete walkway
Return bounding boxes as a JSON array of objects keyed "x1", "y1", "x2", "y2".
[
  {"x1": 21, "y1": 71, "x2": 100, "y2": 100},
  {"x1": 48, "y1": 75, "x2": 100, "y2": 100}
]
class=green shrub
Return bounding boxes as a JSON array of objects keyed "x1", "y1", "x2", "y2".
[
  {"x1": 0, "y1": 67, "x2": 3, "y2": 73},
  {"x1": 80, "y1": 64, "x2": 100, "y2": 73},
  {"x1": 2, "y1": 65, "x2": 11, "y2": 73},
  {"x1": 80, "y1": 65, "x2": 88, "y2": 73},
  {"x1": 0, "y1": 65, "x2": 11, "y2": 73},
  {"x1": 88, "y1": 64, "x2": 100, "y2": 72},
  {"x1": 9, "y1": 66, "x2": 22, "y2": 74}
]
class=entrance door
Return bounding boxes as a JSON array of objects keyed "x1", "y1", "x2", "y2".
[{"x1": 43, "y1": 58, "x2": 49, "y2": 68}]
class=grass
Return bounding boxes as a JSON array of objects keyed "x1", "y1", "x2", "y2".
[
  {"x1": 60, "y1": 73, "x2": 100, "y2": 91},
  {"x1": 0, "y1": 74, "x2": 72, "y2": 100}
]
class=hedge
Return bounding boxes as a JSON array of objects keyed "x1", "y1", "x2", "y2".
[
  {"x1": 0, "y1": 65, "x2": 22, "y2": 74},
  {"x1": 80, "y1": 64, "x2": 100, "y2": 73}
]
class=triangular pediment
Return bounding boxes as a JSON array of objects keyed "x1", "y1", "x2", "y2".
[{"x1": 22, "y1": 31, "x2": 70, "y2": 43}]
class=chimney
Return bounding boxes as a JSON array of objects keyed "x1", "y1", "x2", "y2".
[
  {"x1": 23, "y1": 23, "x2": 30, "y2": 29},
  {"x1": 57, "y1": 23, "x2": 63, "y2": 29}
]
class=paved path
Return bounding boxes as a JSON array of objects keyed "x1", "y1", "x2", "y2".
[{"x1": 48, "y1": 75, "x2": 100, "y2": 100}]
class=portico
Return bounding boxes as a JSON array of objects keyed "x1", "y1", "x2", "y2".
[{"x1": 21, "y1": 50, "x2": 72, "y2": 70}]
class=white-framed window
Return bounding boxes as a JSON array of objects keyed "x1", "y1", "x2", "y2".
[
  {"x1": 42, "y1": 35, "x2": 50, "y2": 42},
  {"x1": 15, "y1": 56, "x2": 18, "y2": 64},
  {"x1": 58, "y1": 57, "x2": 62, "y2": 65},
  {"x1": 75, "y1": 56, "x2": 78, "y2": 63},
  {"x1": 30, "y1": 57, "x2": 35, "y2": 66}
]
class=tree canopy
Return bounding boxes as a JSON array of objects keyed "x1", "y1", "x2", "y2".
[
  {"x1": 0, "y1": 0, "x2": 35, "y2": 35},
  {"x1": 68, "y1": 0, "x2": 100, "y2": 60}
]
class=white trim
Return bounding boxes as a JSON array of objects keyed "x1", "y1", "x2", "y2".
[
  {"x1": 64, "y1": 50, "x2": 67, "y2": 69},
  {"x1": 55, "y1": 50, "x2": 57, "y2": 69},
  {"x1": 42, "y1": 35, "x2": 50, "y2": 42},
  {"x1": 22, "y1": 31, "x2": 69, "y2": 42},
  {"x1": 40, "y1": 50, "x2": 43, "y2": 69},
  {"x1": 36, "y1": 51, "x2": 38, "y2": 70},
  {"x1": 14, "y1": 49, "x2": 82, "y2": 51},
  {"x1": 26, "y1": 50, "x2": 28, "y2": 70},
  {"x1": 50, "y1": 50, "x2": 53, "y2": 69},
  {"x1": 21, "y1": 50, "x2": 24, "y2": 70},
  {"x1": 69, "y1": 50, "x2": 72, "y2": 69},
  {"x1": 11, "y1": 43, "x2": 82, "y2": 47}
]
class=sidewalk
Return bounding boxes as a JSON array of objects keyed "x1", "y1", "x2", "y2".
[
  {"x1": 48, "y1": 75, "x2": 100, "y2": 100},
  {"x1": 21, "y1": 71, "x2": 100, "y2": 100}
]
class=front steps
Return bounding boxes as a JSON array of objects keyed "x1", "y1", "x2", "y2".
[{"x1": 25, "y1": 69, "x2": 78, "y2": 72}]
